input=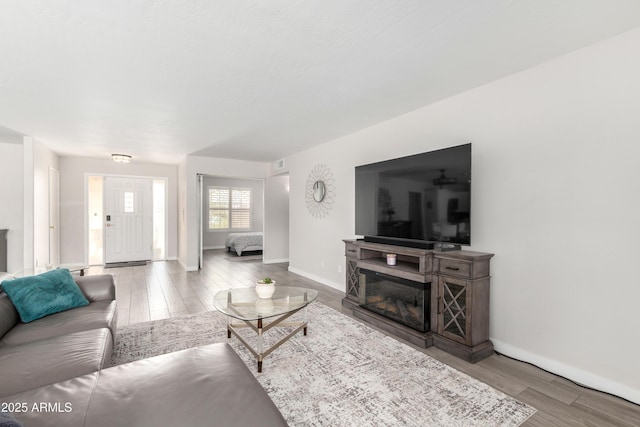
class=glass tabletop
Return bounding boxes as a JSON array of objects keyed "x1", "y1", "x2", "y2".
[{"x1": 213, "y1": 286, "x2": 318, "y2": 321}]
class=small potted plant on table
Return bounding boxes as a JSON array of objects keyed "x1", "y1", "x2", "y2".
[{"x1": 255, "y1": 277, "x2": 276, "y2": 298}]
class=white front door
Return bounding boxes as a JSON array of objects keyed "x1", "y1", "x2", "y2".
[
  {"x1": 104, "y1": 177, "x2": 152, "y2": 263},
  {"x1": 49, "y1": 167, "x2": 60, "y2": 267}
]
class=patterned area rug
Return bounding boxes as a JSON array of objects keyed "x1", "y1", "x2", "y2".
[{"x1": 113, "y1": 303, "x2": 536, "y2": 426}]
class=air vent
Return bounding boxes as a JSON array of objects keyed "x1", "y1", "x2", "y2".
[{"x1": 273, "y1": 159, "x2": 285, "y2": 170}]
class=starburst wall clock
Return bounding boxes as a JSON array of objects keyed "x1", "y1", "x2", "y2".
[{"x1": 305, "y1": 163, "x2": 335, "y2": 218}]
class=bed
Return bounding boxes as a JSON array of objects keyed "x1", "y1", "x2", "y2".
[{"x1": 225, "y1": 232, "x2": 264, "y2": 256}]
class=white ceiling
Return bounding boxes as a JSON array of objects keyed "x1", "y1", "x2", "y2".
[{"x1": 1, "y1": 1, "x2": 639, "y2": 164}]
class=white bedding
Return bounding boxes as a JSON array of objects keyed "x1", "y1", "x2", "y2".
[{"x1": 225, "y1": 232, "x2": 263, "y2": 256}]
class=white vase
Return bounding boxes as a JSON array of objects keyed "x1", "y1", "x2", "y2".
[{"x1": 255, "y1": 282, "x2": 276, "y2": 299}]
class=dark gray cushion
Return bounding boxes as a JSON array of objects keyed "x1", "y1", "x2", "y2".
[
  {"x1": 0, "y1": 373, "x2": 98, "y2": 427},
  {"x1": 1, "y1": 344, "x2": 286, "y2": 426},
  {"x1": 85, "y1": 344, "x2": 287, "y2": 427},
  {"x1": 0, "y1": 328, "x2": 112, "y2": 397},
  {"x1": 0, "y1": 301, "x2": 117, "y2": 346},
  {"x1": 0, "y1": 294, "x2": 19, "y2": 340},
  {"x1": 74, "y1": 275, "x2": 116, "y2": 302}
]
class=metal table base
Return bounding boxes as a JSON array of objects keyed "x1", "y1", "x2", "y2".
[{"x1": 226, "y1": 292, "x2": 309, "y2": 373}]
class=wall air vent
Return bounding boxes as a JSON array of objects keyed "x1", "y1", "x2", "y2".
[{"x1": 274, "y1": 159, "x2": 286, "y2": 170}]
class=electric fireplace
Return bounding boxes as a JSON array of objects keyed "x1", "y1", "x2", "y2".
[{"x1": 359, "y1": 269, "x2": 430, "y2": 332}]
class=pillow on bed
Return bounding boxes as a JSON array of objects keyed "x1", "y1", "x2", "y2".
[{"x1": 1, "y1": 269, "x2": 89, "y2": 323}]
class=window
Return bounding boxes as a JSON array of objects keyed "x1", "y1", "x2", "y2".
[
  {"x1": 208, "y1": 187, "x2": 251, "y2": 230},
  {"x1": 123, "y1": 192, "x2": 135, "y2": 213}
]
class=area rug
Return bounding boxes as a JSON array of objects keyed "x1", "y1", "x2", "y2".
[{"x1": 113, "y1": 303, "x2": 536, "y2": 426}]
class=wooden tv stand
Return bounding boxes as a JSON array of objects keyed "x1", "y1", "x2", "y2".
[{"x1": 342, "y1": 239, "x2": 494, "y2": 363}]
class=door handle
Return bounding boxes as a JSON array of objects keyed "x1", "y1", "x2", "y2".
[
  {"x1": 106, "y1": 223, "x2": 112, "y2": 227},
  {"x1": 49, "y1": 225, "x2": 56, "y2": 229}
]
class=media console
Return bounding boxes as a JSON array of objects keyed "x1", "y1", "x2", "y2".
[{"x1": 342, "y1": 239, "x2": 494, "y2": 363}]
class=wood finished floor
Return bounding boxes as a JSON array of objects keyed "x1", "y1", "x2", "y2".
[{"x1": 88, "y1": 249, "x2": 640, "y2": 427}]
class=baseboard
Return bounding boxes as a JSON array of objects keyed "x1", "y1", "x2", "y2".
[
  {"x1": 492, "y1": 339, "x2": 640, "y2": 405},
  {"x1": 62, "y1": 259, "x2": 179, "y2": 268},
  {"x1": 263, "y1": 258, "x2": 289, "y2": 264},
  {"x1": 203, "y1": 246, "x2": 225, "y2": 250},
  {"x1": 287, "y1": 267, "x2": 342, "y2": 292}
]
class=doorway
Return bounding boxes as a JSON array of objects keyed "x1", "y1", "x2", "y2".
[
  {"x1": 196, "y1": 175, "x2": 265, "y2": 269},
  {"x1": 87, "y1": 175, "x2": 167, "y2": 265},
  {"x1": 104, "y1": 176, "x2": 152, "y2": 263}
]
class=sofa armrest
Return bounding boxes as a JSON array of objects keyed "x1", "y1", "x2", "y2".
[{"x1": 75, "y1": 274, "x2": 116, "y2": 302}]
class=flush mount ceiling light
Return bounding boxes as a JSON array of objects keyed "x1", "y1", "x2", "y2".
[{"x1": 112, "y1": 154, "x2": 132, "y2": 163}]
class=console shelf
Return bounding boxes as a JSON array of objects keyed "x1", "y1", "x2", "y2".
[
  {"x1": 343, "y1": 239, "x2": 494, "y2": 363},
  {"x1": 357, "y1": 258, "x2": 427, "y2": 283}
]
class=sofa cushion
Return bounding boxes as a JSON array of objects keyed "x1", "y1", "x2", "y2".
[
  {"x1": 74, "y1": 275, "x2": 116, "y2": 302},
  {"x1": 0, "y1": 301, "x2": 117, "y2": 346},
  {"x1": 84, "y1": 343, "x2": 288, "y2": 427},
  {"x1": 0, "y1": 373, "x2": 98, "y2": 427},
  {"x1": 3, "y1": 344, "x2": 287, "y2": 427},
  {"x1": 0, "y1": 294, "x2": 19, "y2": 340},
  {"x1": 1, "y1": 269, "x2": 89, "y2": 323},
  {"x1": 0, "y1": 328, "x2": 112, "y2": 397}
]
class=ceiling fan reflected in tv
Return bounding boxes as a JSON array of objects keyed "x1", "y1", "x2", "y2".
[{"x1": 433, "y1": 169, "x2": 457, "y2": 187}]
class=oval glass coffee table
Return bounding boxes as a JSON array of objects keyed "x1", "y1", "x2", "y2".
[{"x1": 213, "y1": 286, "x2": 318, "y2": 372}]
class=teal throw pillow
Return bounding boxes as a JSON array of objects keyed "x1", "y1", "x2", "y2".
[{"x1": 1, "y1": 269, "x2": 89, "y2": 323}]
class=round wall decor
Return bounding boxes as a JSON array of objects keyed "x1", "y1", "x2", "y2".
[{"x1": 305, "y1": 163, "x2": 335, "y2": 218}]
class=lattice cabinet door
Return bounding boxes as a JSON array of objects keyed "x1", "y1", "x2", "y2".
[
  {"x1": 345, "y1": 259, "x2": 360, "y2": 302},
  {"x1": 437, "y1": 276, "x2": 471, "y2": 345}
]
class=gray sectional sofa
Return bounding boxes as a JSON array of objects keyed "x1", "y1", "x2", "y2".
[
  {"x1": 0, "y1": 272, "x2": 287, "y2": 426},
  {"x1": 0, "y1": 273, "x2": 117, "y2": 398}
]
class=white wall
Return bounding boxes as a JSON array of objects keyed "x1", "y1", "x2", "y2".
[
  {"x1": 22, "y1": 137, "x2": 34, "y2": 269},
  {"x1": 264, "y1": 174, "x2": 290, "y2": 263},
  {"x1": 179, "y1": 155, "x2": 270, "y2": 270},
  {"x1": 201, "y1": 175, "x2": 264, "y2": 249},
  {"x1": 58, "y1": 157, "x2": 178, "y2": 265},
  {"x1": 0, "y1": 137, "x2": 58, "y2": 272},
  {"x1": 178, "y1": 158, "x2": 188, "y2": 267},
  {"x1": 0, "y1": 143, "x2": 24, "y2": 272},
  {"x1": 286, "y1": 28, "x2": 640, "y2": 403},
  {"x1": 33, "y1": 140, "x2": 59, "y2": 267}
]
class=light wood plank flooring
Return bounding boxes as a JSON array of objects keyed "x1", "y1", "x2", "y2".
[{"x1": 88, "y1": 249, "x2": 640, "y2": 426}]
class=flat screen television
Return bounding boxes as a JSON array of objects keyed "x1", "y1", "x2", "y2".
[{"x1": 355, "y1": 143, "x2": 471, "y2": 248}]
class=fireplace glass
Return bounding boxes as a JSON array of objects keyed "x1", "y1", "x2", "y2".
[{"x1": 359, "y1": 269, "x2": 430, "y2": 332}]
